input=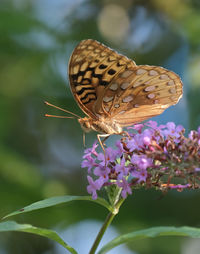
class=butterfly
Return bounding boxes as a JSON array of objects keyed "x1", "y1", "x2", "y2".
[{"x1": 46, "y1": 39, "x2": 183, "y2": 149}]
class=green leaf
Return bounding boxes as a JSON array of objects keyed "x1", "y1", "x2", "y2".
[
  {"x1": 0, "y1": 221, "x2": 77, "y2": 254},
  {"x1": 3, "y1": 195, "x2": 113, "y2": 219},
  {"x1": 98, "y1": 226, "x2": 200, "y2": 254}
]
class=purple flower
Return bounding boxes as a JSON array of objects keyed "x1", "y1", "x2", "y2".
[
  {"x1": 94, "y1": 165, "x2": 110, "y2": 182},
  {"x1": 117, "y1": 178, "x2": 132, "y2": 198},
  {"x1": 82, "y1": 121, "x2": 200, "y2": 200},
  {"x1": 146, "y1": 120, "x2": 165, "y2": 130},
  {"x1": 83, "y1": 141, "x2": 98, "y2": 158},
  {"x1": 97, "y1": 147, "x2": 118, "y2": 166},
  {"x1": 131, "y1": 168, "x2": 148, "y2": 183},
  {"x1": 115, "y1": 140, "x2": 124, "y2": 157},
  {"x1": 188, "y1": 130, "x2": 196, "y2": 140},
  {"x1": 141, "y1": 129, "x2": 153, "y2": 146},
  {"x1": 168, "y1": 184, "x2": 191, "y2": 189},
  {"x1": 127, "y1": 128, "x2": 156, "y2": 151},
  {"x1": 128, "y1": 123, "x2": 144, "y2": 133},
  {"x1": 115, "y1": 157, "x2": 129, "y2": 180},
  {"x1": 126, "y1": 137, "x2": 139, "y2": 152},
  {"x1": 81, "y1": 154, "x2": 97, "y2": 173},
  {"x1": 195, "y1": 168, "x2": 200, "y2": 172},
  {"x1": 163, "y1": 122, "x2": 184, "y2": 142},
  {"x1": 131, "y1": 154, "x2": 152, "y2": 170},
  {"x1": 87, "y1": 176, "x2": 104, "y2": 200},
  {"x1": 198, "y1": 127, "x2": 200, "y2": 136},
  {"x1": 127, "y1": 133, "x2": 143, "y2": 152}
]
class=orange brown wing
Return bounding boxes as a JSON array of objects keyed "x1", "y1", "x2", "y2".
[
  {"x1": 68, "y1": 39, "x2": 136, "y2": 119},
  {"x1": 98, "y1": 65, "x2": 183, "y2": 126}
]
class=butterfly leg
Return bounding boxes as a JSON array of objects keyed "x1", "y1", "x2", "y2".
[
  {"x1": 83, "y1": 132, "x2": 86, "y2": 148},
  {"x1": 97, "y1": 134, "x2": 110, "y2": 167},
  {"x1": 101, "y1": 135, "x2": 110, "y2": 148},
  {"x1": 97, "y1": 134, "x2": 110, "y2": 152},
  {"x1": 120, "y1": 131, "x2": 131, "y2": 139}
]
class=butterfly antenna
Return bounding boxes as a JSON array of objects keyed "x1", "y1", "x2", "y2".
[
  {"x1": 45, "y1": 114, "x2": 75, "y2": 119},
  {"x1": 44, "y1": 101, "x2": 81, "y2": 118}
]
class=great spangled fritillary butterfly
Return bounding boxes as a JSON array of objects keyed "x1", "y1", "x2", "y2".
[{"x1": 46, "y1": 39, "x2": 183, "y2": 147}]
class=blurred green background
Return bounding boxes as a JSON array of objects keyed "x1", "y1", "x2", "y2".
[{"x1": 0, "y1": 0, "x2": 200, "y2": 253}]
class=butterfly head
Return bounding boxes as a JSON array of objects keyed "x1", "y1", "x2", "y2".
[{"x1": 78, "y1": 117, "x2": 93, "y2": 133}]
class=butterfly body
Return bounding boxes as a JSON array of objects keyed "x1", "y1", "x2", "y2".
[
  {"x1": 68, "y1": 39, "x2": 183, "y2": 137},
  {"x1": 78, "y1": 116, "x2": 122, "y2": 134}
]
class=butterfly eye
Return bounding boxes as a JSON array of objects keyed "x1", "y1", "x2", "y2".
[{"x1": 78, "y1": 118, "x2": 92, "y2": 133}]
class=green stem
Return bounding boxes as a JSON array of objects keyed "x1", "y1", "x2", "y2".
[{"x1": 89, "y1": 198, "x2": 125, "y2": 254}]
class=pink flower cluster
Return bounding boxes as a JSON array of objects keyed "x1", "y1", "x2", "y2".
[{"x1": 81, "y1": 121, "x2": 200, "y2": 199}]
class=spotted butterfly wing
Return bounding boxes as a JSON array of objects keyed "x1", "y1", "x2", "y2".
[
  {"x1": 101, "y1": 65, "x2": 183, "y2": 126},
  {"x1": 68, "y1": 39, "x2": 183, "y2": 134},
  {"x1": 68, "y1": 39, "x2": 136, "y2": 118}
]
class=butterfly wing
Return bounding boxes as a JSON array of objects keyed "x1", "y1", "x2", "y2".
[
  {"x1": 99, "y1": 65, "x2": 183, "y2": 126},
  {"x1": 68, "y1": 39, "x2": 136, "y2": 119},
  {"x1": 69, "y1": 39, "x2": 183, "y2": 128}
]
